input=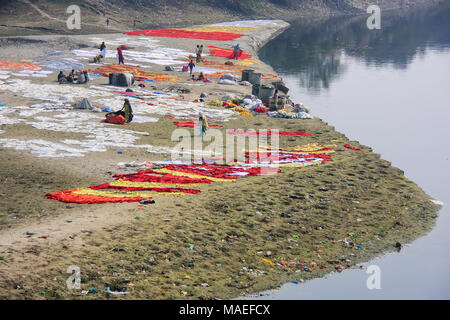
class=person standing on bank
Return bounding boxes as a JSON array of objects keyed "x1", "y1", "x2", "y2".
[
  {"x1": 117, "y1": 47, "x2": 125, "y2": 64},
  {"x1": 188, "y1": 59, "x2": 195, "y2": 77}
]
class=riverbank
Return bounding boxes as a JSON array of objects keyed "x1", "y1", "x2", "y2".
[{"x1": 0, "y1": 19, "x2": 440, "y2": 299}]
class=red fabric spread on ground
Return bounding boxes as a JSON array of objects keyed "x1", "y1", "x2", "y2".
[
  {"x1": 163, "y1": 164, "x2": 277, "y2": 179},
  {"x1": 113, "y1": 170, "x2": 214, "y2": 184},
  {"x1": 227, "y1": 130, "x2": 313, "y2": 136},
  {"x1": 173, "y1": 121, "x2": 222, "y2": 128},
  {"x1": 45, "y1": 190, "x2": 144, "y2": 204},
  {"x1": 207, "y1": 46, "x2": 252, "y2": 59},
  {"x1": 124, "y1": 29, "x2": 245, "y2": 41},
  {"x1": 89, "y1": 183, "x2": 201, "y2": 194},
  {"x1": 46, "y1": 164, "x2": 281, "y2": 204},
  {"x1": 344, "y1": 144, "x2": 361, "y2": 150}
]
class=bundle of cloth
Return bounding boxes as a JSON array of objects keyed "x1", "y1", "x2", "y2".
[
  {"x1": 218, "y1": 73, "x2": 239, "y2": 85},
  {"x1": 241, "y1": 95, "x2": 263, "y2": 111},
  {"x1": 102, "y1": 99, "x2": 134, "y2": 124},
  {"x1": 267, "y1": 109, "x2": 313, "y2": 119}
]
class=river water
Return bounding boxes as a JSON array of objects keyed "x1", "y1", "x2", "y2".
[{"x1": 250, "y1": 3, "x2": 450, "y2": 299}]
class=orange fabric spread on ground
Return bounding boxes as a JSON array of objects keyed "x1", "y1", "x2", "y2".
[
  {"x1": 86, "y1": 64, "x2": 180, "y2": 81},
  {"x1": 0, "y1": 60, "x2": 42, "y2": 71}
]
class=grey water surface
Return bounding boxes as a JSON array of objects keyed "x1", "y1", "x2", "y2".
[{"x1": 247, "y1": 3, "x2": 450, "y2": 299}]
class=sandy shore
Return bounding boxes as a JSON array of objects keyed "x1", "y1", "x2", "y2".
[{"x1": 0, "y1": 20, "x2": 440, "y2": 299}]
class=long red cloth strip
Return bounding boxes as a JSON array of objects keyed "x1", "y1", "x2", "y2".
[
  {"x1": 113, "y1": 171, "x2": 213, "y2": 184},
  {"x1": 45, "y1": 190, "x2": 145, "y2": 204},
  {"x1": 124, "y1": 29, "x2": 245, "y2": 41},
  {"x1": 173, "y1": 121, "x2": 222, "y2": 128},
  {"x1": 207, "y1": 46, "x2": 252, "y2": 59},
  {"x1": 89, "y1": 183, "x2": 201, "y2": 194}
]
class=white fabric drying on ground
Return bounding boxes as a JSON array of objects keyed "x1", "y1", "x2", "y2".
[
  {"x1": 94, "y1": 96, "x2": 233, "y2": 119},
  {"x1": 89, "y1": 37, "x2": 161, "y2": 48},
  {"x1": 211, "y1": 20, "x2": 277, "y2": 27},
  {"x1": 192, "y1": 65, "x2": 229, "y2": 74},
  {"x1": 1, "y1": 79, "x2": 114, "y2": 103},
  {"x1": 37, "y1": 58, "x2": 84, "y2": 71},
  {"x1": 73, "y1": 47, "x2": 191, "y2": 66}
]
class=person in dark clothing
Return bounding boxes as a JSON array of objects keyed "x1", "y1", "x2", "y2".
[
  {"x1": 188, "y1": 59, "x2": 195, "y2": 76},
  {"x1": 57, "y1": 71, "x2": 66, "y2": 83},
  {"x1": 117, "y1": 47, "x2": 125, "y2": 64}
]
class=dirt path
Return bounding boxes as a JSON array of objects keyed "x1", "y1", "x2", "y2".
[{"x1": 19, "y1": 0, "x2": 123, "y2": 31}]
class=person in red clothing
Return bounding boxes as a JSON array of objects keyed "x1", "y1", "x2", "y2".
[{"x1": 117, "y1": 47, "x2": 125, "y2": 64}]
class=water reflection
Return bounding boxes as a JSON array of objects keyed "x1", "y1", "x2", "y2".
[{"x1": 259, "y1": 2, "x2": 450, "y2": 93}]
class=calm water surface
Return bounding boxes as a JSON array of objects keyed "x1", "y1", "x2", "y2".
[{"x1": 248, "y1": 3, "x2": 450, "y2": 299}]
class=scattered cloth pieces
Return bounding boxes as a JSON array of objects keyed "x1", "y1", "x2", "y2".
[
  {"x1": 227, "y1": 129, "x2": 312, "y2": 136},
  {"x1": 344, "y1": 144, "x2": 361, "y2": 150}
]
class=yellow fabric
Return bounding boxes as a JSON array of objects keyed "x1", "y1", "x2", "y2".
[
  {"x1": 254, "y1": 143, "x2": 336, "y2": 154},
  {"x1": 235, "y1": 59, "x2": 260, "y2": 66},
  {"x1": 110, "y1": 179, "x2": 201, "y2": 188},
  {"x1": 152, "y1": 168, "x2": 235, "y2": 182},
  {"x1": 73, "y1": 188, "x2": 188, "y2": 198},
  {"x1": 207, "y1": 100, "x2": 222, "y2": 107},
  {"x1": 262, "y1": 258, "x2": 275, "y2": 266}
]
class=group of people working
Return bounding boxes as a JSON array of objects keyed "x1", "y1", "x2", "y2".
[
  {"x1": 93, "y1": 42, "x2": 125, "y2": 64},
  {"x1": 58, "y1": 69, "x2": 89, "y2": 84}
]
